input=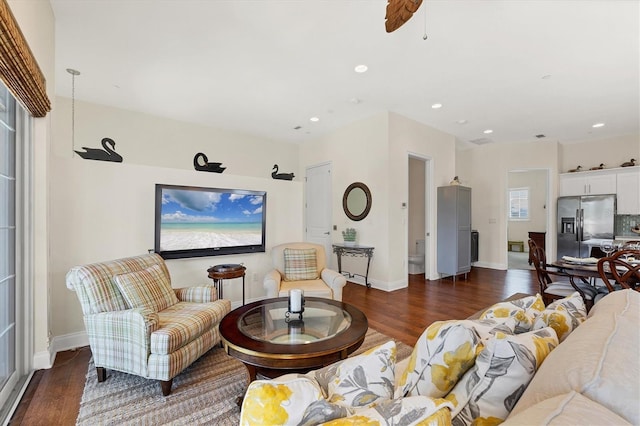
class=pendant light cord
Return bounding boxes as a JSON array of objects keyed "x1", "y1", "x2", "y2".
[{"x1": 67, "y1": 68, "x2": 80, "y2": 157}]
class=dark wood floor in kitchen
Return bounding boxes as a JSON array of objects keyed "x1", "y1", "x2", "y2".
[{"x1": 9, "y1": 267, "x2": 538, "y2": 425}]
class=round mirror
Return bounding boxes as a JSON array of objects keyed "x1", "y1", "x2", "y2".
[{"x1": 343, "y1": 182, "x2": 372, "y2": 221}]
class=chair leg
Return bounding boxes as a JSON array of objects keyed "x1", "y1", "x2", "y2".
[
  {"x1": 161, "y1": 379, "x2": 173, "y2": 396},
  {"x1": 96, "y1": 367, "x2": 106, "y2": 382}
]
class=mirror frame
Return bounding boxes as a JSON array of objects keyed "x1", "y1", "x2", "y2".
[{"x1": 343, "y1": 182, "x2": 372, "y2": 221}]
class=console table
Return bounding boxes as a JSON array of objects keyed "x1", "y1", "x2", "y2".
[{"x1": 332, "y1": 244, "x2": 374, "y2": 288}]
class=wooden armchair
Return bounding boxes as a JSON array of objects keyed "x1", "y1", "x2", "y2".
[
  {"x1": 597, "y1": 250, "x2": 640, "y2": 293},
  {"x1": 528, "y1": 242, "x2": 598, "y2": 310}
]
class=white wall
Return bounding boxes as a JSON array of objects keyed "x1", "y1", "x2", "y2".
[
  {"x1": 49, "y1": 97, "x2": 304, "y2": 349},
  {"x1": 457, "y1": 140, "x2": 559, "y2": 269},
  {"x1": 299, "y1": 113, "x2": 389, "y2": 287},
  {"x1": 299, "y1": 112, "x2": 456, "y2": 288},
  {"x1": 388, "y1": 113, "x2": 456, "y2": 283}
]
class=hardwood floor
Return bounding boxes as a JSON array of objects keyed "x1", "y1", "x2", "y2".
[{"x1": 9, "y1": 267, "x2": 537, "y2": 425}]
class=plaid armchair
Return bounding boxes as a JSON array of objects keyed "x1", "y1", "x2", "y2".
[{"x1": 66, "y1": 253, "x2": 231, "y2": 396}]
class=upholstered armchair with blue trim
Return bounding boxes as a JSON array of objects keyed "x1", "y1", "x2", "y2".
[{"x1": 66, "y1": 253, "x2": 231, "y2": 395}]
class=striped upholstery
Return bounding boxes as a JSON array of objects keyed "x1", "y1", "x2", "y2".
[
  {"x1": 114, "y1": 264, "x2": 179, "y2": 311},
  {"x1": 66, "y1": 253, "x2": 232, "y2": 385},
  {"x1": 174, "y1": 286, "x2": 218, "y2": 303},
  {"x1": 152, "y1": 301, "x2": 230, "y2": 354}
]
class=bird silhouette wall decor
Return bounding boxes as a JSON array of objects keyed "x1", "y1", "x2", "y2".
[
  {"x1": 74, "y1": 137, "x2": 123, "y2": 162},
  {"x1": 621, "y1": 158, "x2": 636, "y2": 167},
  {"x1": 193, "y1": 152, "x2": 226, "y2": 173},
  {"x1": 271, "y1": 164, "x2": 295, "y2": 180}
]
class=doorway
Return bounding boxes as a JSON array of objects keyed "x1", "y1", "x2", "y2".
[
  {"x1": 408, "y1": 154, "x2": 432, "y2": 279},
  {"x1": 507, "y1": 169, "x2": 549, "y2": 270}
]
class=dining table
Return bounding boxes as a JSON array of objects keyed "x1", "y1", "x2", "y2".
[
  {"x1": 549, "y1": 259, "x2": 602, "y2": 280},
  {"x1": 550, "y1": 255, "x2": 640, "y2": 290}
]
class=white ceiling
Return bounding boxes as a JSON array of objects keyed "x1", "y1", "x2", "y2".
[{"x1": 51, "y1": 0, "x2": 639, "y2": 148}]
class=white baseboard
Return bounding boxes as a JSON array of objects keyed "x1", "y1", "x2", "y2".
[
  {"x1": 33, "y1": 331, "x2": 90, "y2": 370},
  {"x1": 52, "y1": 331, "x2": 90, "y2": 353},
  {"x1": 473, "y1": 261, "x2": 506, "y2": 270},
  {"x1": 32, "y1": 350, "x2": 54, "y2": 370}
]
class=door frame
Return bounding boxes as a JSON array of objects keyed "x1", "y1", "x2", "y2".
[
  {"x1": 407, "y1": 152, "x2": 434, "y2": 280},
  {"x1": 505, "y1": 168, "x2": 551, "y2": 269}
]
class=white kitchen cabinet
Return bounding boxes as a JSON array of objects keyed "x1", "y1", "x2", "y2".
[
  {"x1": 616, "y1": 168, "x2": 640, "y2": 214},
  {"x1": 559, "y1": 170, "x2": 617, "y2": 196}
]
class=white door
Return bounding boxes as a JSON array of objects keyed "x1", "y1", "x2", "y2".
[{"x1": 305, "y1": 163, "x2": 333, "y2": 266}]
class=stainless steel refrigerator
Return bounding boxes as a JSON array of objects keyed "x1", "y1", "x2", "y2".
[{"x1": 556, "y1": 195, "x2": 616, "y2": 259}]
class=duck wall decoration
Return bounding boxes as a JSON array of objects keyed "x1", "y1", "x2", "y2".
[
  {"x1": 590, "y1": 163, "x2": 605, "y2": 170},
  {"x1": 74, "y1": 137, "x2": 123, "y2": 162},
  {"x1": 568, "y1": 165, "x2": 582, "y2": 173},
  {"x1": 193, "y1": 152, "x2": 226, "y2": 173},
  {"x1": 621, "y1": 158, "x2": 636, "y2": 167},
  {"x1": 271, "y1": 164, "x2": 295, "y2": 181}
]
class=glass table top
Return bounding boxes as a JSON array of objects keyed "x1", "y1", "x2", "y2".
[{"x1": 237, "y1": 299, "x2": 352, "y2": 345}]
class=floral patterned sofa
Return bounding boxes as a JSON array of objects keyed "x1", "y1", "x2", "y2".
[
  {"x1": 238, "y1": 289, "x2": 639, "y2": 425},
  {"x1": 66, "y1": 253, "x2": 231, "y2": 396}
]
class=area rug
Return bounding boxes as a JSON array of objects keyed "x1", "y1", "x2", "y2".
[{"x1": 76, "y1": 328, "x2": 412, "y2": 425}]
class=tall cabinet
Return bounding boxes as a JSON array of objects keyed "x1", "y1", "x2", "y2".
[{"x1": 437, "y1": 185, "x2": 472, "y2": 280}]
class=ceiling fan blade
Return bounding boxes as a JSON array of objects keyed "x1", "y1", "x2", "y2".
[{"x1": 385, "y1": 0, "x2": 424, "y2": 33}]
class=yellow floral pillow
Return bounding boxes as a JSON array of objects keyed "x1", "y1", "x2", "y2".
[
  {"x1": 446, "y1": 327, "x2": 559, "y2": 425},
  {"x1": 239, "y1": 374, "x2": 322, "y2": 426},
  {"x1": 533, "y1": 291, "x2": 587, "y2": 342},
  {"x1": 324, "y1": 340, "x2": 397, "y2": 408},
  {"x1": 480, "y1": 294, "x2": 545, "y2": 333},
  {"x1": 322, "y1": 396, "x2": 453, "y2": 426},
  {"x1": 395, "y1": 319, "x2": 516, "y2": 400}
]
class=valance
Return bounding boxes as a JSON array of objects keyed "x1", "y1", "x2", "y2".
[{"x1": 0, "y1": 0, "x2": 50, "y2": 117}]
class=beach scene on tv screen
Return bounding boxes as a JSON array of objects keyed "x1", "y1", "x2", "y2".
[{"x1": 160, "y1": 188, "x2": 263, "y2": 251}]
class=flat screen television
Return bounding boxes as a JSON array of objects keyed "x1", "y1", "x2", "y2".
[{"x1": 154, "y1": 184, "x2": 266, "y2": 259}]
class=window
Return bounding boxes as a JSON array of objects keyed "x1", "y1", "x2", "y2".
[{"x1": 509, "y1": 188, "x2": 529, "y2": 220}]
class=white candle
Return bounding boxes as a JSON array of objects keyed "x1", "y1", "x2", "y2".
[{"x1": 289, "y1": 289, "x2": 303, "y2": 312}]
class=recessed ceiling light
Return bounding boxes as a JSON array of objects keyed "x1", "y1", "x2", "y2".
[
  {"x1": 456, "y1": 119, "x2": 468, "y2": 125},
  {"x1": 354, "y1": 64, "x2": 368, "y2": 73},
  {"x1": 592, "y1": 123, "x2": 605, "y2": 128},
  {"x1": 483, "y1": 129, "x2": 493, "y2": 134},
  {"x1": 431, "y1": 103, "x2": 443, "y2": 109},
  {"x1": 310, "y1": 117, "x2": 320, "y2": 122},
  {"x1": 350, "y1": 97, "x2": 361, "y2": 104}
]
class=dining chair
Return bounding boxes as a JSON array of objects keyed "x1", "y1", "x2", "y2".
[
  {"x1": 597, "y1": 253, "x2": 640, "y2": 293},
  {"x1": 529, "y1": 242, "x2": 598, "y2": 310}
]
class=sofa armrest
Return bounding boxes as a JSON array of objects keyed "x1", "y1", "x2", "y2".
[
  {"x1": 263, "y1": 269, "x2": 282, "y2": 298},
  {"x1": 174, "y1": 286, "x2": 218, "y2": 303},
  {"x1": 84, "y1": 308, "x2": 159, "y2": 376},
  {"x1": 321, "y1": 268, "x2": 347, "y2": 301}
]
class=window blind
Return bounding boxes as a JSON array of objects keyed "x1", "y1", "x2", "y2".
[{"x1": 0, "y1": 0, "x2": 50, "y2": 117}]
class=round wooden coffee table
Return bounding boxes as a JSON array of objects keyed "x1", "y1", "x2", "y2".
[{"x1": 220, "y1": 297, "x2": 368, "y2": 380}]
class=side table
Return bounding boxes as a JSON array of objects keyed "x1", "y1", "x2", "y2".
[
  {"x1": 207, "y1": 264, "x2": 246, "y2": 305},
  {"x1": 332, "y1": 244, "x2": 374, "y2": 287}
]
